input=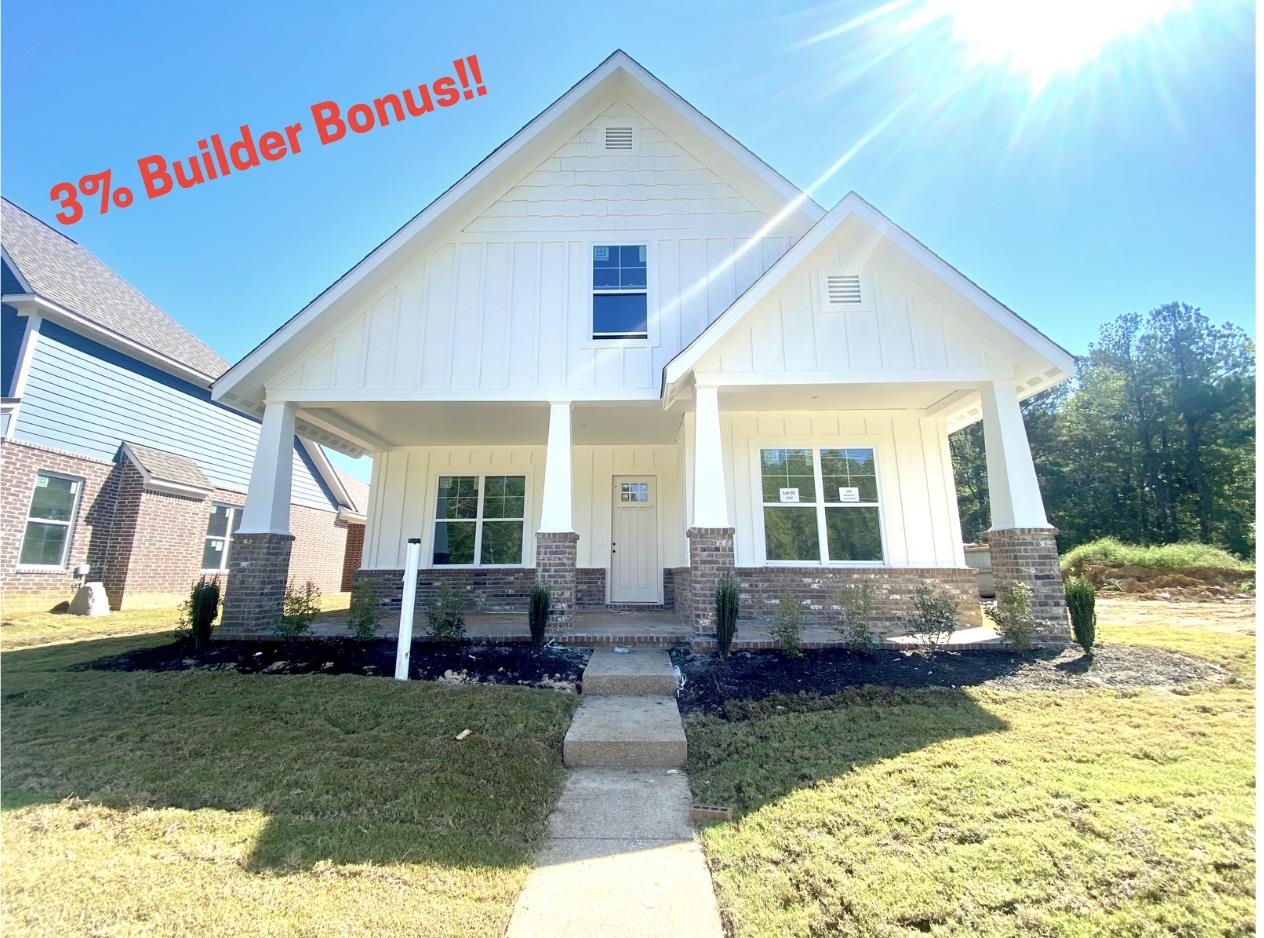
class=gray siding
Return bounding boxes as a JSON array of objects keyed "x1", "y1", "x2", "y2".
[{"x1": 14, "y1": 322, "x2": 334, "y2": 510}]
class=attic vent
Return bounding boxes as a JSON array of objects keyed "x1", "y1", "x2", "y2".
[
  {"x1": 820, "y1": 271, "x2": 867, "y2": 310},
  {"x1": 604, "y1": 126, "x2": 634, "y2": 150}
]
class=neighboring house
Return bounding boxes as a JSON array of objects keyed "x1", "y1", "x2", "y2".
[
  {"x1": 211, "y1": 51, "x2": 1074, "y2": 640},
  {"x1": 0, "y1": 198, "x2": 366, "y2": 613}
]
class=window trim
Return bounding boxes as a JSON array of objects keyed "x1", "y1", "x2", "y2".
[
  {"x1": 16, "y1": 471, "x2": 84, "y2": 572},
  {"x1": 750, "y1": 440, "x2": 889, "y2": 567},
  {"x1": 588, "y1": 240, "x2": 653, "y2": 346},
  {"x1": 201, "y1": 503, "x2": 244, "y2": 573},
  {"x1": 428, "y1": 471, "x2": 531, "y2": 569}
]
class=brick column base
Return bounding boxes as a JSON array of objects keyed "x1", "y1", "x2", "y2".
[
  {"x1": 217, "y1": 533, "x2": 294, "y2": 639},
  {"x1": 988, "y1": 527, "x2": 1067, "y2": 642},
  {"x1": 687, "y1": 527, "x2": 735, "y2": 637},
  {"x1": 536, "y1": 531, "x2": 579, "y2": 631}
]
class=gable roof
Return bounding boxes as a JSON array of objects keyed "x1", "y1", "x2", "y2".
[
  {"x1": 120, "y1": 441, "x2": 214, "y2": 497},
  {"x1": 213, "y1": 49, "x2": 823, "y2": 408},
  {"x1": 1, "y1": 198, "x2": 229, "y2": 381},
  {"x1": 662, "y1": 191, "x2": 1078, "y2": 392}
]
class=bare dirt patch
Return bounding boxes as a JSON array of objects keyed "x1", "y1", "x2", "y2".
[
  {"x1": 1098, "y1": 596, "x2": 1256, "y2": 634},
  {"x1": 1078, "y1": 562, "x2": 1253, "y2": 601}
]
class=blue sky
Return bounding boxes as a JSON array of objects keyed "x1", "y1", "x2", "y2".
[{"x1": 2, "y1": 1, "x2": 1254, "y2": 481}]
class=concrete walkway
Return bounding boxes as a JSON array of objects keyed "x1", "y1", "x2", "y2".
[{"x1": 506, "y1": 650, "x2": 723, "y2": 938}]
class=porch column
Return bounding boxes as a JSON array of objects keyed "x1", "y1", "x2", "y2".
[
  {"x1": 687, "y1": 383, "x2": 736, "y2": 640},
  {"x1": 980, "y1": 381, "x2": 1067, "y2": 640},
  {"x1": 536, "y1": 401, "x2": 578, "y2": 630},
  {"x1": 219, "y1": 401, "x2": 296, "y2": 639}
]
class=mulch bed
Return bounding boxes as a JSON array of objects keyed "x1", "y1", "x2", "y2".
[
  {"x1": 81, "y1": 639, "x2": 591, "y2": 692},
  {"x1": 670, "y1": 643, "x2": 1227, "y2": 716}
]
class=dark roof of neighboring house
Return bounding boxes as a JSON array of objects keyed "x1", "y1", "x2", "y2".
[
  {"x1": 122, "y1": 442, "x2": 213, "y2": 490},
  {"x1": 0, "y1": 198, "x2": 229, "y2": 380},
  {"x1": 333, "y1": 469, "x2": 370, "y2": 514}
]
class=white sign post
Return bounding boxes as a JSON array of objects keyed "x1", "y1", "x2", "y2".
[{"x1": 395, "y1": 537, "x2": 421, "y2": 681}]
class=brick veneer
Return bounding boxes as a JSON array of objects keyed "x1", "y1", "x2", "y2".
[
  {"x1": 576, "y1": 567, "x2": 606, "y2": 608},
  {"x1": 355, "y1": 566, "x2": 540, "y2": 613},
  {"x1": 686, "y1": 527, "x2": 735, "y2": 636},
  {"x1": 340, "y1": 523, "x2": 365, "y2": 591},
  {"x1": 669, "y1": 567, "x2": 690, "y2": 619},
  {"x1": 536, "y1": 531, "x2": 579, "y2": 629},
  {"x1": 218, "y1": 533, "x2": 294, "y2": 638},
  {"x1": 987, "y1": 526, "x2": 1067, "y2": 641}
]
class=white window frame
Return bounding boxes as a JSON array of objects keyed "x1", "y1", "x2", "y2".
[
  {"x1": 429, "y1": 472, "x2": 530, "y2": 569},
  {"x1": 17, "y1": 471, "x2": 83, "y2": 572},
  {"x1": 589, "y1": 241, "x2": 652, "y2": 346},
  {"x1": 751, "y1": 441, "x2": 889, "y2": 567},
  {"x1": 201, "y1": 503, "x2": 243, "y2": 573}
]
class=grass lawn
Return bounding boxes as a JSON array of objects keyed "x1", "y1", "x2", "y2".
[
  {"x1": 1, "y1": 609, "x2": 577, "y2": 936},
  {"x1": 687, "y1": 600, "x2": 1256, "y2": 936}
]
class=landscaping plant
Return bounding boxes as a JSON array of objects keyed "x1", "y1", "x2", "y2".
[
  {"x1": 771, "y1": 593, "x2": 804, "y2": 657},
  {"x1": 987, "y1": 580, "x2": 1036, "y2": 651},
  {"x1": 715, "y1": 573, "x2": 739, "y2": 658},
  {"x1": 425, "y1": 584, "x2": 467, "y2": 641},
  {"x1": 900, "y1": 584, "x2": 958, "y2": 653},
  {"x1": 177, "y1": 575, "x2": 221, "y2": 650},
  {"x1": 528, "y1": 583, "x2": 551, "y2": 647},
  {"x1": 346, "y1": 581, "x2": 381, "y2": 641},
  {"x1": 275, "y1": 579, "x2": 322, "y2": 638},
  {"x1": 1066, "y1": 575, "x2": 1098, "y2": 654},
  {"x1": 836, "y1": 582, "x2": 876, "y2": 653}
]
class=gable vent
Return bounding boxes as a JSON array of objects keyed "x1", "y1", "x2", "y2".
[
  {"x1": 604, "y1": 126, "x2": 634, "y2": 150},
  {"x1": 825, "y1": 273, "x2": 863, "y2": 306}
]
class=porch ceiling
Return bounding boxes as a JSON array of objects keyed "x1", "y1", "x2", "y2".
[{"x1": 718, "y1": 381, "x2": 976, "y2": 413}]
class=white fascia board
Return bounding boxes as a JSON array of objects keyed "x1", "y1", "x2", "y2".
[
  {"x1": 2, "y1": 293, "x2": 218, "y2": 388},
  {"x1": 337, "y1": 508, "x2": 366, "y2": 524}
]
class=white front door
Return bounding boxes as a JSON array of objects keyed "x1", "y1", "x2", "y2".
[{"x1": 610, "y1": 476, "x2": 659, "y2": 603}]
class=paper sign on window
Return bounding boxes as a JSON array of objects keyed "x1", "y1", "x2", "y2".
[
  {"x1": 838, "y1": 486, "x2": 860, "y2": 503},
  {"x1": 778, "y1": 488, "x2": 800, "y2": 503},
  {"x1": 35, "y1": 477, "x2": 48, "y2": 488}
]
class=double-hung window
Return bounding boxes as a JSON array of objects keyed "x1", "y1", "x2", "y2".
[
  {"x1": 432, "y1": 475, "x2": 526, "y2": 566},
  {"x1": 760, "y1": 448, "x2": 883, "y2": 563},
  {"x1": 202, "y1": 504, "x2": 243, "y2": 572},
  {"x1": 592, "y1": 244, "x2": 647, "y2": 340},
  {"x1": 19, "y1": 473, "x2": 82, "y2": 568}
]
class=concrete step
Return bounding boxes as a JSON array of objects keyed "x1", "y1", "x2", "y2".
[
  {"x1": 582, "y1": 647, "x2": 679, "y2": 696},
  {"x1": 563, "y1": 695, "x2": 687, "y2": 768}
]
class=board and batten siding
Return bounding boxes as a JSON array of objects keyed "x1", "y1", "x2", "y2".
[
  {"x1": 14, "y1": 322, "x2": 334, "y2": 510},
  {"x1": 269, "y1": 102, "x2": 811, "y2": 398},
  {"x1": 365, "y1": 444, "x2": 684, "y2": 575}
]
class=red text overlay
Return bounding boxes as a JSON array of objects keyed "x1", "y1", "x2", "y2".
[{"x1": 49, "y1": 55, "x2": 488, "y2": 225}]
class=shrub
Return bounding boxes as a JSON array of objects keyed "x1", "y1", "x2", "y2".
[
  {"x1": 177, "y1": 575, "x2": 221, "y2": 650},
  {"x1": 900, "y1": 585, "x2": 958, "y2": 653},
  {"x1": 346, "y1": 581, "x2": 381, "y2": 641},
  {"x1": 771, "y1": 594, "x2": 804, "y2": 657},
  {"x1": 275, "y1": 580, "x2": 321, "y2": 639},
  {"x1": 987, "y1": 580, "x2": 1036, "y2": 651},
  {"x1": 1065, "y1": 576, "x2": 1097, "y2": 654},
  {"x1": 425, "y1": 584, "x2": 467, "y2": 641},
  {"x1": 715, "y1": 573, "x2": 739, "y2": 658},
  {"x1": 835, "y1": 583, "x2": 876, "y2": 653},
  {"x1": 528, "y1": 583, "x2": 551, "y2": 647},
  {"x1": 1060, "y1": 537, "x2": 1252, "y2": 577}
]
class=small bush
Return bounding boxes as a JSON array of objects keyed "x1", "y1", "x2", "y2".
[
  {"x1": 275, "y1": 580, "x2": 321, "y2": 639},
  {"x1": 1065, "y1": 576, "x2": 1097, "y2": 654},
  {"x1": 1060, "y1": 537, "x2": 1251, "y2": 576},
  {"x1": 900, "y1": 585, "x2": 958, "y2": 653},
  {"x1": 528, "y1": 583, "x2": 551, "y2": 647},
  {"x1": 987, "y1": 580, "x2": 1036, "y2": 651},
  {"x1": 835, "y1": 583, "x2": 876, "y2": 653},
  {"x1": 771, "y1": 594, "x2": 804, "y2": 657},
  {"x1": 715, "y1": 573, "x2": 739, "y2": 658},
  {"x1": 346, "y1": 581, "x2": 381, "y2": 641},
  {"x1": 425, "y1": 584, "x2": 467, "y2": 641},
  {"x1": 177, "y1": 575, "x2": 221, "y2": 650}
]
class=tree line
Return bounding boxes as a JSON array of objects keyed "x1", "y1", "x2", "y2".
[{"x1": 952, "y1": 302, "x2": 1256, "y2": 559}]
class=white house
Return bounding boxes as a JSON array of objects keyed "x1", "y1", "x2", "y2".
[{"x1": 211, "y1": 51, "x2": 1073, "y2": 641}]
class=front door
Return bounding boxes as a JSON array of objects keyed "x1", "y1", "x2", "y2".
[{"x1": 610, "y1": 477, "x2": 659, "y2": 603}]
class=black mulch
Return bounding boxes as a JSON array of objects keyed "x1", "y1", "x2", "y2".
[
  {"x1": 670, "y1": 643, "x2": 1227, "y2": 716},
  {"x1": 80, "y1": 639, "x2": 591, "y2": 692}
]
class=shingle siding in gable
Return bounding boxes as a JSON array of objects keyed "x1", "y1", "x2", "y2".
[
  {"x1": 14, "y1": 322, "x2": 333, "y2": 510},
  {"x1": 2, "y1": 305, "x2": 27, "y2": 396}
]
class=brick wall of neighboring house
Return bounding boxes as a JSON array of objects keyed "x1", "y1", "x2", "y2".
[
  {"x1": 287, "y1": 502, "x2": 352, "y2": 596},
  {"x1": 341, "y1": 523, "x2": 365, "y2": 591}
]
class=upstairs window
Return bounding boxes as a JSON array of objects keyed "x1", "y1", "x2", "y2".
[
  {"x1": 19, "y1": 473, "x2": 82, "y2": 568},
  {"x1": 593, "y1": 245, "x2": 647, "y2": 340}
]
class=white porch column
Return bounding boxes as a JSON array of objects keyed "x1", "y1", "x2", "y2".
[
  {"x1": 691, "y1": 383, "x2": 729, "y2": 528},
  {"x1": 238, "y1": 400, "x2": 296, "y2": 534},
  {"x1": 979, "y1": 380, "x2": 1048, "y2": 529},
  {"x1": 538, "y1": 401, "x2": 573, "y2": 533}
]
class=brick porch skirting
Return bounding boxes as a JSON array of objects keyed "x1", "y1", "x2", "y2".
[
  {"x1": 986, "y1": 526, "x2": 1068, "y2": 641},
  {"x1": 217, "y1": 532, "x2": 294, "y2": 639}
]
